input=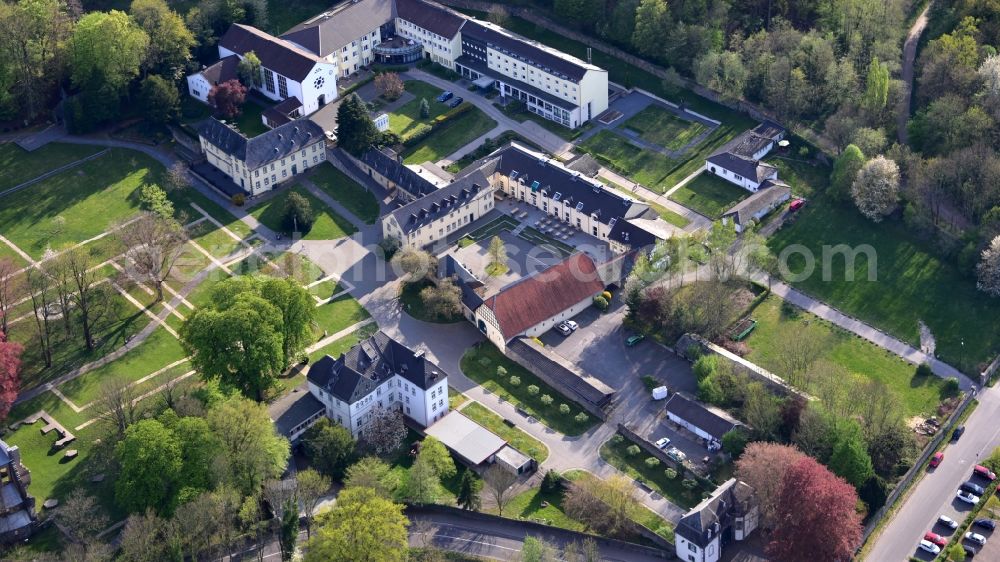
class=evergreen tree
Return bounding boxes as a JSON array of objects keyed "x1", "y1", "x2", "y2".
[
  {"x1": 419, "y1": 97, "x2": 430, "y2": 118},
  {"x1": 336, "y1": 93, "x2": 380, "y2": 156},
  {"x1": 457, "y1": 469, "x2": 482, "y2": 511}
]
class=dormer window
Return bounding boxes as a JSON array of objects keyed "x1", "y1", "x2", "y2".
[
  {"x1": 553, "y1": 192, "x2": 561, "y2": 201},
  {"x1": 576, "y1": 202, "x2": 584, "y2": 211}
]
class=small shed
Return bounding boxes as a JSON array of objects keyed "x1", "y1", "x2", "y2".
[
  {"x1": 664, "y1": 393, "x2": 741, "y2": 444},
  {"x1": 424, "y1": 411, "x2": 508, "y2": 468}
]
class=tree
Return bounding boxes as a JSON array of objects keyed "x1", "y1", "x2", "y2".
[
  {"x1": 0, "y1": 332, "x2": 22, "y2": 422},
  {"x1": 392, "y1": 248, "x2": 437, "y2": 280},
  {"x1": 115, "y1": 419, "x2": 184, "y2": 515},
  {"x1": 237, "y1": 50, "x2": 262, "y2": 87},
  {"x1": 0, "y1": 258, "x2": 25, "y2": 335},
  {"x1": 165, "y1": 162, "x2": 191, "y2": 192},
  {"x1": 59, "y1": 490, "x2": 110, "y2": 543},
  {"x1": 487, "y1": 4, "x2": 510, "y2": 27},
  {"x1": 208, "y1": 79, "x2": 247, "y2": 118},
  {"x1": 344, "y1": 456, "x2": 398, "y2": 498},
  {"x1": 457, "y1": 469, "x2": 482, "y2": 511},
  {"x1": 296, "y1": 468, "x2": 330, "y2": 539},
  {"x1": 278, "y1": 498, "x2": 298, "y2": 561},
  {"x1": 742, "y1": 382, "x2": 782, "y2": 441},
  {"x1": 336, "y1": 93, "x2": 380, "y2": 156},
  {"x1": 419, "y1": 436, "x2": 457, "y2": 480},
  {"x1": 117, "y1": 212, "x2": 186, "y2": 301},
  {"x1": 861, "y1": 56, "x2": 889, "y2": 113},
  {"x1": 302, "y1": 418, "x2": 356, "y2": 478},
  {"x1": 362, "y1": 407, "x2": 406, "y2": 455},
  {"x1": 130, "y1": 0, "x2": 194, "y2": 78},
  {"x1": 119, "y1": 510, "x2": 168, "y2": 562},
  {"x1": 736, "y1": 442, "x2": 810, "y2": 529},
  {"x1": 282, "y1": 191, "x2": 315, "y2": 234},
  {"x1": 694, "y1": 51, "x2": 747, "y2": 101},
  {"x1": 420, "y1": 278, "x2": 462, "y2": 320},
  {"x1": 174, "y1": 416, "x2": 221, "y2": 492},
  {"x1": 24, "y1": 267, "x2": 55, "y2": 367},
  {"x1": 765, "y1": 457, "x2": 863, "y2": 562},
  {"x1": 0, "y1": 0, "x2": 73, "y2": 120},
  {"x1": 849, "y1": 128, "x2": 886, "y2": 158},
  {"x1": 828, "y1": 426, "x2": 874, "y2": 489},
  {"x1": 721, "y1": 428, "x2": 748, "y2": 456},
  {"x1": 305, "y1": 487, "x2": 409, "y2": 562},
  {"x1": 68, "y1": 10, "x2": 150, "y2": 99},
  {"x1": 487, "y1": 235, "x2": 508, "y2": 275},
  {"x1": 207, "y1": 396, "x2": 290, "y2": 495},
  {"x1": 374, "y1": 72, "x2": 404, "y2": 100},
  {"x1": 564, "y1": 475, "x2": 638, "y2": 537},
  {"x1": 419, "y1": 97, "x2": 430, "y2": 118},
  {"x1": 631, "y1": 0, "x2": 670, "y2": 60},
  {"x1": 483, "y1": 464, "x2": 517, "y2": 517},
  {"x1": 65, "y1": 247, "x2": 114, "y2": 351},
  {"x1": 401, "y1": 454, "x2": 440, "y2": 504},
  {"x1": 830, "y1": 144, "x2": 865, "y2": 201},
  {"x1": 977, "y1": 235, "x2": 1000, "y2": 296},
  {"x1": 96, "y1": 378, "x2": 139, "y2": 438},
  {"x1": 139, "y1": 184, "x2": 174, "y2": 219},
  {"x1": 520, "y1": 536, "x2": 556, "y2": 562},
  {"x1": 139, "y1": 75, "x2": 180, "y2": 125},
  {"x1": 851, "y1": 155, "x2": 900, "y2": 222},
  {"x1": 979, "y1": 55, "x2": 1000, "y2": 118}
]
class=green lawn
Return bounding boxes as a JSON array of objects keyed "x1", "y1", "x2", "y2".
[
  {"x1": 0, "y1": 142, "x2": 103, "y2": 192},
  {"x1": 600, "y1": 433, "x2": 708, "y2": 510},
  {"x1": 497, "y1": 485, "x2": 585, "y2": 530},
  {"x1": 768, "y1": 198, "x2": 1000, "y2": 374},
  {"x1": 388, "y1": 81, "x2": 448, "y2": 136},
  {"x1": 400, "y1": 279, "x2": 463, "y2": 323},
  {"x1": 402, "y1": 109, "x2": 498, "y2": 164},
  {"x1": 449, "y1": 387, "x2": 468, "y2": 410},
  {"x1": 309, "y1": 164, "x2": 380, "y2": 224},
  {"x1": 0, "y1": 240, "x2": 29, "y2": 268},
  {"x1": 579, "y1": 131, "x2": 678, "y2": 191},
  {"x1": 0, "y1": 149, "x2": 163, "y2": 259},
  {"x1": 743, "y1": 296, "x2": 953, "y2": 416},
  {"x1": 232, "y1": 99, "x2": 269, "y2": 138},
  {"x1": 767, "y1": 156, "x2": 829, "y2": 198},
  {"x1": 623, "y1": 105, "x2": 709, "y2": 151},
  {"x1": 461, "y1": 401, "x2": 548, "y2": 463},
  {"x1": 311, "y1": 294, "x2": 371, "y2": 337},
  {"x1": 265, "y1": 0, "x2": 330, "y2": 34},
  {"x1": 249, "y1": 185, "x2": 357, "y2": 240},
  {"x1": 604, "y1": 180, "x2": 690, "y2": 228},
  {"x1": 308, "y1": 319, "x2": 379, "y2": 363},
  {"x1": 187, "y1": 221, "x2": 243, "y2": 259},
  {"x1": 668, "y1": 172, "x2": 750, "y2": 219},
  {"x1": 459, "y1": 344, "x2": 599, "y2": 436}
]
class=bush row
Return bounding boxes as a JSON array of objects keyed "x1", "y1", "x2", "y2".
[{"x1": 401, "y1": 102, "x2": 474, "y2": 148}]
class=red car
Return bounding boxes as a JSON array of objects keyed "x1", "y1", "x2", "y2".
[
  {"x1": 929, "y1": 451, "x2": 944, "y2": 468},
  {"x1": 924, "y1": 531, "x2": 947, "y2": 548},
  {"x1": 789, "y1": 199, "x2": 806, "y2": 211},
  {"x1": 974, "y1": 464, "x2": 997, "y2": 481}
]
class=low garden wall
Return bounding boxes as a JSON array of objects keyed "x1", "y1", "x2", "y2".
[{"x1": 505, "y1": 338, "x2": 611, "y2": 422}]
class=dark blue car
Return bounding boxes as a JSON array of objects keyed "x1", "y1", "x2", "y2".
[{"x1": 436, "y1": 91, "x2": 453, "y2": 102}]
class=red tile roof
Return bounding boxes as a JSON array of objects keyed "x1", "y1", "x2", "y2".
[{"x1": 483, "y1": 253, "x2": 605, "y2": 341}]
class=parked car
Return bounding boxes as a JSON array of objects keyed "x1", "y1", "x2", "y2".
[
  {"x1": 924, "y1": 531, "x2": 947, "y2": 548},
  {"x1": 958, "y1": 490, "x2": 981, "y2": 505},
  {"x1": 565, "y1": 320, "x2": 579, "y2": 331},
  {"x1": 962, "y1": 481, "x2": 986, "y2": 496},
  {"x1": 436, "y1": 91, "x2": 453, "y2": 102},
  {"x1": 938, "y1": 515, "x2": 959, "y2": 529},
  {"x1": 448, "y1": 97, "x2": 464, "y2": 108},
  {"x1": 974, "y1": 464, "x2": 997, "y2": 481},
  {"x1": 918, "y1": 540, "x2": 941, "y2": 555},
  {"x1": 964, "y1": 544, "x2": 978, "y2": 557},
  {"x1": 789, "y1": 198, "x2": 806, "y2": 211},
  {"x1": 556, "y1": 322, "x2": 571, "y2": 336},
  {"x1": 930, "y1": 451, "x2": 944, "y2": 468},
  {"x1": 953, "y1": 425, "x2": 966, "y2": 441},
  {"x1": 654, "y1": 437, "x2": 671, "y2": 449},
  {"x1": 324, "y1": 130, "x2": 337, "y2": 143},
  {"x1": 965, "y1": 532, "x2": 987, "y2": 546},
  {"x1": 625, "y1": 334, "x2": 645, "y2": 347},
  {"x1": 973, "y1": 518, "x2": 997, "y2": 531},
  {"x1": 666, "y1": 447, "x2": 687, "y2": 463}
]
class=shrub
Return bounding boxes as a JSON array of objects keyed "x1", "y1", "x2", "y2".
[
  {"x1": 593, "y1": 295, "x2": 609, "y2": 311},
  {"x1": 692, "y1": 355, "x2": 718, "y2": 381},
  {"x1": 496, "y1": 366, "x2": 507, "y2": 377},
  {"x1": 914, "y1": 363, "x2": 933, "y2": 378},
  {"x1": 942, "y1": 377, "x2": 960, "y2": 395},
  {"x1": 541, "y1": 470, "x2": 562, "y2": 493},
  {"x1": 602, "y1": 290, "x2": 612, "y2": 301},
  {"x1": 682, "y1": 478, "x2": 698, "y2": 490},
  {"x1": 527, "y1": 385, "x2": 539, "y2": 396},
  {"x1": 419, "y1": 98, "x2": 430, "y2": 118},
  {"x1": 645, "y1": 457, "x2": 660, "y2": 468},
  {"x1": 626, "y1": 445, "x2": 641, "y2": 456},
  {"x1": 664, "y1": 468, "x2": 678, "y2": 480},
  {"x1": 559, "y1": 404, "x2": 570, "y2": 414},
  {"x1": 574, "y1": 412, "x2": 588, "y2": 423},
  {"x1": 231, "y1": 193, "x2": 245, "y2": 206},
  {"x1": 509, "y1": 376, "x2": 521, "y2": 387},
  {"x1": 540, "y1": 394, "x2": 553, "y2": 406},
  {"x1": 610, "y1": 434, "x2": 624, "y2": 445}
]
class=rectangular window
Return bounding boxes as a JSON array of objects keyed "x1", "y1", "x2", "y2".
[
  {"x1": 263, "y1": 69, "x2": 276, "y2": 93},
  {"x1": 277, "y1": 75, "x2": 288, "y2": 98}
]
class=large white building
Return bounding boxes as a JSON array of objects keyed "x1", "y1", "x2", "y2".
[
  {"x1": 281, "y1": 0, "x2": 395, "y2": 79},
  {"x1": 675, "y1": 479, "x2": 758, "y2": 562},
  {"x1": 306, "y1": 330, "x2": 450, "y2": 438},
  {"x1": 705, "y1": 121, "x2": 786, "y2": 192}
]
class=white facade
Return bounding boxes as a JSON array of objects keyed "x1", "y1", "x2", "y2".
[
  {"x1": 705, "y1": 163, "x2": 776, "y2": 193},
  {"x1": 318, "y1": 29, "x2": 382, "y2": 78},
  {"x1": 199, "y1": 135, "x2": 326, "y2": 196},
  {"x1": 383, "y1": 189, "x2": 496, "y2": 249},
  {"x1": 213, "y1": 45, "x2": 339, "y2": 117},
  {"x1": 676, "y1": 533, "x2": 721, "y2": 562},
  {"x1": 308, "y1": 375, "x2": 448, "y2": 438},
  {"x1": 665, "y1": 410, "x2": 716, "y2": 442},
  {"x1": 186, "y1": 73, "x2": 213, "y2": 104},
  {"x1": 395, "y1": 17, "x2": 462, "y2": 67},
  {"x1": 472, "y1": 293, "x2": 595, "y2": 354},
  {"x1": 495, "y1": 174, "x2": 616, "y2": 240}
]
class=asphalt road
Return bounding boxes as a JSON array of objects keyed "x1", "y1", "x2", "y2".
[{"x1": 864, "y1": 385, "x2": 1000, "y2": 561}]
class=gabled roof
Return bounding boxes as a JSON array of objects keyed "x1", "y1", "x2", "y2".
[
  {"x1": 665, "y1": 393, "x2": 739, "y2": 440},
  {"x1": 460, "y1": 19, "x2": 599, "y2": 82},
  {"x1": 389, "y1": 167, "x2": 493, "y2": 235},
  {"x1": 677, "y1": 479, "x2": 756, "y2": 548},
  {"x1": 360, "y1": 147, "x2": 438, "y2": 199},
  {"x1": 268, "y1": 384, "x2": 324, "y2": 438},
  {"x1": 219, "y1": 24, "x2": 324, "y2": 81},
  {"x1": 281, "y1": 0, "x2": 394, "y2": 56},
  {"x1": 723, "y1": 181, "x2": 791, "y2": 225},
  {"x1": 200, "y1": 55, "x2": 240, "y2": 86},
  {"x1": 395, "y1": 0, "x2": 465, "y2": 38},
  {"x1": 706, "y1": 152, "x2": 777, "y2": 184},
  {"x1": 307, "y1": 330, "x2": 447, "y2": 404},
  {"x1": 482, "y1": 252, "x2": 605, "y2": 341},
  {"x1": 199, "y1": 117, "x2": 325, "y2": 169},
  {"x1": 609, "y1": 219, "x2": 658, "y2": 250}
]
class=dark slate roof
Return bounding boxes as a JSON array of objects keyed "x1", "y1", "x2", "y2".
[
  {"x1": 460, "y1": 19, "x2": 597, "y2": 82},
  {"x1": 281, "y1": 0, "x2": 394, "y2": 56},
  {"x1": 752, "y1": 120, "x2": 785, "y2": 140},
  {"x1": 389, "y1": 168, "x2": 492, "y2": 235},
  {"x1": 677, "y1": 479, "x2": 756, "y2": 548},
  {"x1": 360, "y1": 147, "x2": 437, "y2": 198},
  {"x1": 268, "y1": 384, "x2": 324, "y2": 438},
  {"x1": 442, "y1": 255, "x2": 485, "y2": 311},
  {"x1": 219, "y1": 24, "x2": 322, "y2": 81},
  {"x1": 665, "y1": 393, "x2": 739, "y2": 440},
  {"x1": 307, "y1": 330, "x2": 447, "y2": 404},
  {"x1": 454, "y1": 55, "x2": 577, "y2": 110},
  {"x1": 201, "y1": 55, "x2": 240, "y2": 86},
  {"x1": 493, "y1": 143, "x2": 652, "y2": 226},
  {"x1": 609, "y1": 219, "x2": 658, "y2": 250},
  {"x1": 395, "y1": 0, "x2": 465, "y2": 38},
  {"x1": 723, "y1": 181, "x2": 791, "y2": 225},
  {"x1": 705, "y1": 152, "x2": 777, "y2": 184},
  {"x1": 262, "y1": 97, "x2": 304, "y2": 127},
  {"x1": 199, "y1": 117, "x2": 325, "y2": 169}
]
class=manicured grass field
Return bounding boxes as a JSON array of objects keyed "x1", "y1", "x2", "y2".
[
  {"x1": 307, "y1": 322, "x2": 379, "y2": 363},
  {"x1": 605, "y1": 181, "x2": 690, "y2": 228},
  {"x1": 400, "y1": 279, "x2": 463, "y2": 323},
  {"x1": 0, "y1": 149, "x2": 163, "y2": 259},
  {"x1": 767, "y1": 156, "x2": 829, "y2": 198},
  {"x1": 743, "y1": 295, "x2": 954, "y2": 416},
  {"x1": 768, "y1": 198, "x2": 1000, "y2": 373},
  {"x1": 600, "y1": 433, "x2": 708, "y2": 510},
  {"x1": 0, "y1": 241, "x2": 29, "y2": 268},
  {"x1": 497, "y1": 485, "x2": 585, "y2": 530},
  {"x1": 0, "y1": 142, "x2": 103, "y2": 192},
  {"x1": 668, "y1": 172, "x2": 750, "y2": 219},
  {"x1": 309, "y1": 164, "x2": 380, "y2": 224},
  {"x1": 388, "y1": 81, "x2": 448, "y2": 136},
  {"x1": 448, "y1": 387, "x2": 468, "y2": 410},
  {"x1": 188, "y1": 221, "x2": 243, "y2": 259},
  {"x1": 232, "y1": 99, "x2": 269, "y2": 138},
  {"x1": 579, "y1": 131, "x2": 678, "y2": 191},
  {"x1": 249, "y1": 184, "x2": 357, "y2": 240},
  {"x1": 624, "y1": 105, "x2": 709, "y2": 150},
  {"x1": 461, "y1": 401, "x2": 549, "y2": 463},
  {"x1": 311, "y1": 294, "x2": 371, "y2": 337},
  {"x1": 5, "y1": 423, "x2": 85, "y2": 505},
  {"x1": 460, "y1": 344, "x2": 599, "y2": 436},
  {"x1": 402, "y1": 108, "x2": 497, "y2": 164}
]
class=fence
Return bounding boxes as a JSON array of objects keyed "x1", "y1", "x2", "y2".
[{"x1": 982, "y1": 353, "x2": 1000, "y2": 386}]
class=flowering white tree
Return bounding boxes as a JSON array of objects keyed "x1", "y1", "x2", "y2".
[
  {"x1": 977, "y1": 235, "x2": 1000, "y2": 297},
  {"x1": 851, "y1": 156, "x2": 900, "y2": 222},
  {"x1": 978, "y1": 55, "x2": 1000, "y2": 118}
]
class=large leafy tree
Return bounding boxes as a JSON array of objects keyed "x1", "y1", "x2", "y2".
[
  {"x1": 735, "y1": 442, "x2": 810, "y2": 529},
  {"x1": 766, "y1": 457, "x2": 863, "y2": 562},
  {"x1": 302, "y1": 418, "x2": 356, "y2": 478},
  {"x1": 129, "y1": 0, "x2": 194, "y2": 78},
  {"x1": 830, "y1": 144, "x2": 865, "y2": 201},
  {"x1": 305, "y1": 487, "x2": 409, "y2": 562},
  {"x1": 207, "y1": 396, "x2": 290, "y2": 495},
  {"x1": 0, "y1": 0, "x2": 74, "y2": 120},
  {"x1": 139, "y1": 75, "x2": 180, "y2": 125},
  {"x1": 115, "y1": 419, "x2": 183, "y2": 515},
  {"x1": 851, "y1": 155, "x2": 900, "y2": 222},
  {"x1": 0, "y1": 332, "x2": 23, "y2": 422},
  {"x1": 68, "y1": 10, "x2": 149, "y2": 100},
  {"x1": 336, "y1": 93, "x2": 380, "y2": 156},
  {"x1": 630, "y1": 0, "x2": 671, "y2": 61},
  {"x1": 173, "y1": 415, "x2": 221, "y2": 492},
  {"x1": 208, "y1": 78, "x2": 247, "y2": 118},
  {"x1": 282, "y1": 192, "x2": 315, "y2": 234},
  {"x1": 343, "y1": 457, "x2": 399, "y2": 498},
  {"x1": 978, "y1": 235, "x2": 1000, "y2": 296},
  {"x1": 828, "y1": 425, "x2": 874, "y2": 488}
]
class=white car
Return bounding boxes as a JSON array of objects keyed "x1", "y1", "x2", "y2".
[
  {"x1": 565, "y1": 320, "x2": 579, "y2": 331},
  {"x1": 918, "y1": 540, "x2": 940, "y2": 554},
  {"x1": 654, "y1": 437, "x2": 671, "y2": 449},
  {"x1": 938, "y1": 515, "x2": 959, "y2": 529},
  {"x1": 965, "y1": 532, "x2": 987, "y2": 545},
  {"x1": 958, "y1": 490, "x2": 981, "y2": 505},
  {"x1": 666, "y1": 447, "x2": 687, "y2": 463},
  {"x1": 556, "y1": 323, "x2": 571, "y2": 336}
]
